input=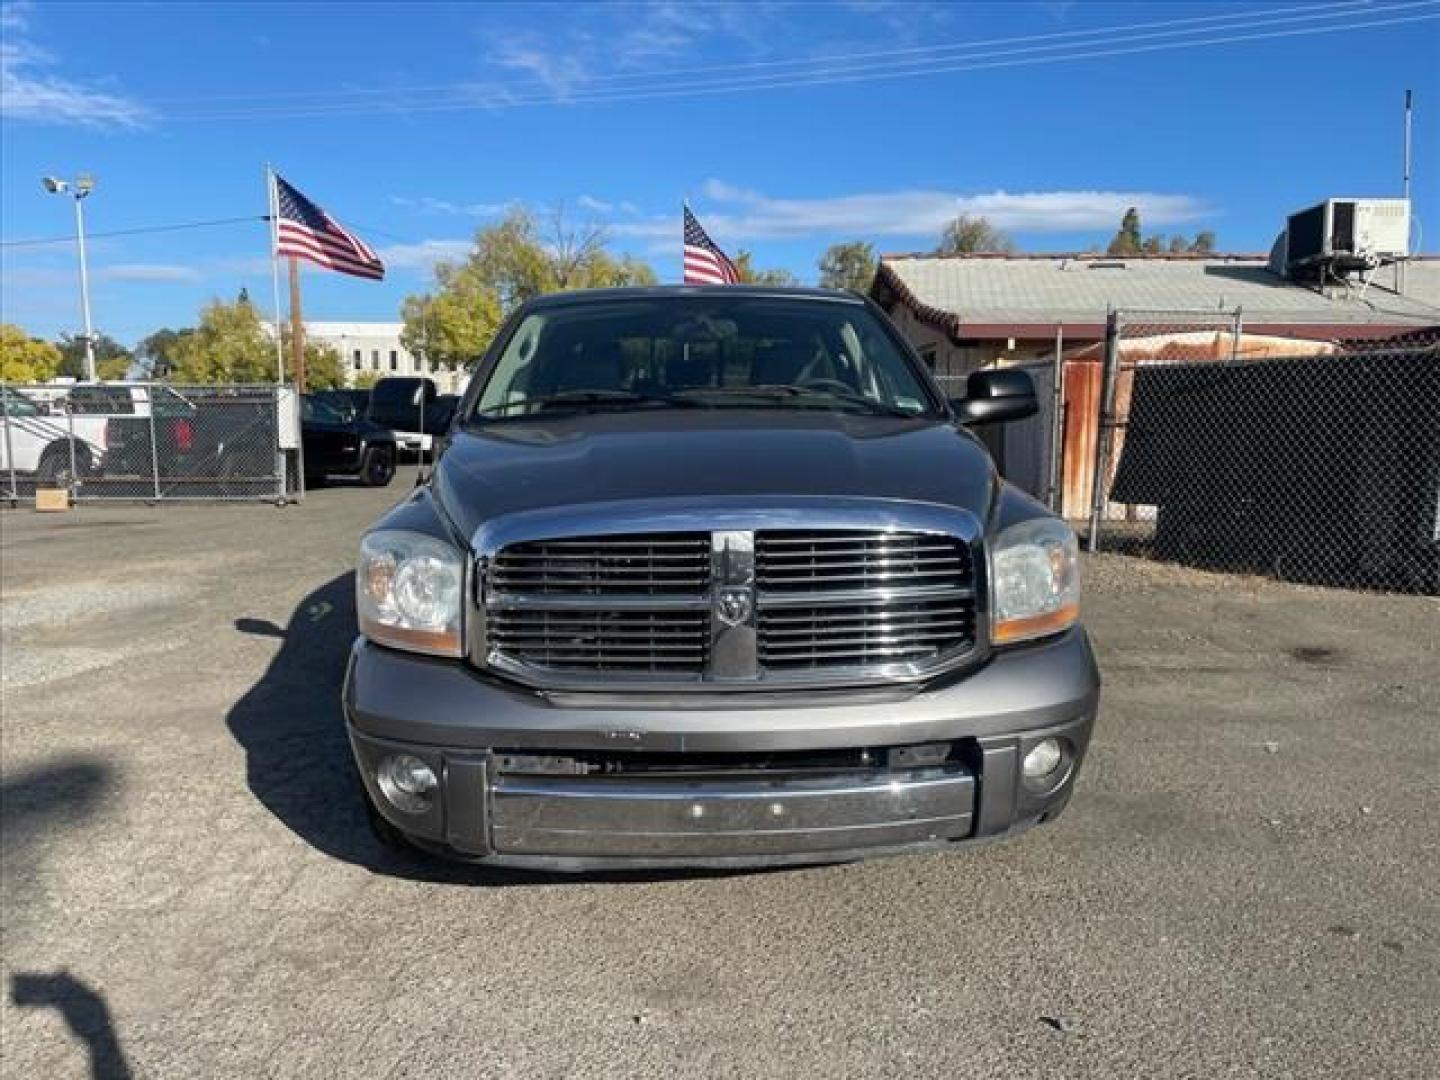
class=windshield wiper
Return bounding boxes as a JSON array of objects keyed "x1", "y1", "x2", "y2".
[
  {"x1": 675, "y1": 384, "x2": 920, "y2": 418},
  {"x1": 479, "y1": 389, "x2": 702, "y2": 417}
]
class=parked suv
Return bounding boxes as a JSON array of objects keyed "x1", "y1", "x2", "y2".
[
  {"x1": 346, "y1": 287, "x2": 1100, "y2": 869},
  {"x1": 0, "y1": 385, "x2": 107, "y2": 488}
]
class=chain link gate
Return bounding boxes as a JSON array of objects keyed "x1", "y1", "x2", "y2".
[
  {"x1": 1083, "y1": 312, "x2": 1440, "y2": 595},
  {"x1": 1, "y1": 382, "x2": 299, "y2": 505}
]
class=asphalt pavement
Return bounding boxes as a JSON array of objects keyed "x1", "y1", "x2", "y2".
[{"x1": 2, "y1": 473, "x2": 1437, "y2": 1079}]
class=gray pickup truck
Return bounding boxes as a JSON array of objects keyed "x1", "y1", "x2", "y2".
[{"x1": 345, "y1": 286, "x2": 1099, "y2": 870}]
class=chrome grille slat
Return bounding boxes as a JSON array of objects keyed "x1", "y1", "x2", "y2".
[
  {"x1": 752, "y1": 532, "x2": 976, "y2": 672},
  {"x1": 487, "y1": 606, "x2": 709, "y2": 673},
  {"x1": 488, "y1": 533, "x2": 710, "y2": 597}
]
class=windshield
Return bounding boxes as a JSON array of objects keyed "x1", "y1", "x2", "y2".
[{"x1": 471, "y1": 297, "x2": 939, "y2": 421}]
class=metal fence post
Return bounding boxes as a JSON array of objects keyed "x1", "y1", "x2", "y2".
[
  {"x1": 66, "y1": 406, "x2": 78, "y2": 500},
  {"x1": 1048, "y1": 326, "x2": 1065, "y2": 512},
  {"x1": 1087, "y1": 310, "x2": 1122, "y2": 553},
  {"x1": 147, "y1": 387, "x2": 162, "y2": 501},
  {"x1": 1, "y1": 383, "x2": 16, "y2": 504}
]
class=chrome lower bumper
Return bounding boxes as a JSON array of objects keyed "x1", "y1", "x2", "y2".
[{"x1": 490, "y1": 768, "x2": 975, "y2": 859}]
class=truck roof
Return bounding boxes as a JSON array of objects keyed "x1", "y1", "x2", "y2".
[{"x1": 522, "y1": 285, "x2": 866, "y2": 310}]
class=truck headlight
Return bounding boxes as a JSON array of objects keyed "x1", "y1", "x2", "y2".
[
  {"x1": 358, "y1": 530, "x2": 464, "y2": 656},
  {"x1": 990, "y1": 518, "x2": 1080, "y2": 645}
]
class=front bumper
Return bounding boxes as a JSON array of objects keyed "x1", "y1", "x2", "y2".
[{"x1": 343, "y1": 628, "x2": 1100, "y2": 871}]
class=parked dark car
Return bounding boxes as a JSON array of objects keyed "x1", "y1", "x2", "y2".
[
  {"x1": 301, "y1": 395, "x2": 396, "y2": 486},
  {"x1": 346, "y1": 286, "x2": 1100, "y2": 870}
]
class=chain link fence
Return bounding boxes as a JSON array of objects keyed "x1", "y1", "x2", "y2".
[
  {"x1": 1083, "y1": 312, "x2": 1440, "y2": 595},
  {"x1": 2, "y1": 382, "x2": 299, "y2": 504}
]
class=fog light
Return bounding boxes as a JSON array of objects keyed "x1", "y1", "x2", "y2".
[
  {"x1": 1022, "y1": 738, "x2": 1063, "y2": 783},
  {"x1": 377, "y1": 753, "x2": 438, "y2": 814}
]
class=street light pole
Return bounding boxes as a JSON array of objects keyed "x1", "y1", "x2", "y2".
[
  {"x1": 42, "y1": 174, "x2": 98, "y2": 381},
  {"x1": 73, "y1": 193, "x2": 96, "y2": 381}
]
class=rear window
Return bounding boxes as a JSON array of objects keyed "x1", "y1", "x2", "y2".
[
  {"x1": 371, "y1": 380, "x2": 432, "y2": 408},
  {"x1": 68, "y1": 388, "x2": 133, "y2": 415}
]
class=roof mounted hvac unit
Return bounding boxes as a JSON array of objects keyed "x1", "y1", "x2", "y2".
[{"x1": 1284, "y1": 198, "x2": 1410, "y2": 281}]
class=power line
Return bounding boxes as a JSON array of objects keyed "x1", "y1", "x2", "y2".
[
  {"x1": 161, "y1": 5, "x2": 1440, "y2": 122},
  {"x1": 143, "y1": 0, "x2": 1379, "y2": 107},
  {"x1": 0, "y1": 215, "x2": 267, "y2": 249}
]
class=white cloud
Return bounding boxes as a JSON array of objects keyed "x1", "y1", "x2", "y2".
[
  {"x1": 576, "y1": 195, "x2": 613, "y2": 213},
  {"x1": 390, "y1": 195, "x2": 507, "y2": 218},
  {"x1": 375, "y1": 239, "x2": 473, "y2": 271},
  {"x1": 490, "y1": 39, "x2": 590, "y2": 98},
  {"x1": 620, "y1": 181, "x2": 1207, "y2": 241},
  {"x1": 98, "y1": 264, "x2": 202, "y2": 283},
  {"x1": 0, "y1": 4, "x2": 151, "y2": 128}
]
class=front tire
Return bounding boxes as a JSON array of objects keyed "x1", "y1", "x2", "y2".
[
  {"x1": 360, "y1": 444, "x2": 395, "y2": 487},
  {"x1": 37, "y1": 441, "x2": 93, "y2": 490}
]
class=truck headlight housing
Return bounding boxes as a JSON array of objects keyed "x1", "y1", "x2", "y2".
[
  {"x1": 990, "y1": 518, "x2": 1080, "y2": 645},
  {"x1": 358, "y1": 530, "x2": 464, "y2": 656}
]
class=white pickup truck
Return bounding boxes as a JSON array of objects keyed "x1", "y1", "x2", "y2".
[{"x1": 0, "y1": 386, "x2": 109, "y2": 487}]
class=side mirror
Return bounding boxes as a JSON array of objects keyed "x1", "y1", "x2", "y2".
[{"x1": 950, "y1": 368, "x2": 1038, "y2": 425}]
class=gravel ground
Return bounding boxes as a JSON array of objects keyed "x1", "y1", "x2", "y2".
[{"x1": 2, "y1": 476, "x2": 1437, "y2": 1079}]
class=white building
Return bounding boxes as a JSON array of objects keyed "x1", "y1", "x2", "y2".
[{"x1": 302, "y1": 321, "x2": 469, "y2": 393}]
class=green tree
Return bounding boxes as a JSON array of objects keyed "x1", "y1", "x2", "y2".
[
  {"x1": 401, "y1": 264, "x2": 505, "y2": 372},
  {"x1": 1106, "y1": 207, "x2": 1144, "y2": 256},
  {"x1": 167, "y1": 297, "x2": 274, "y2": 384},
  {"x1": 733, "y1": 250, "x2": 799, "y2": 286},
  {"x1": 135, "y1": 327, "x2": 195, "y2": 379},
  {"x1": 936, "y1": 215, "x2": 1016, "y2": 255},
  {"x1": 1, "y1": 323, "x2": 62, "y2": 383},
  {"x1": 1189, "y1": 230, "x2": 1216, "y2": 255},
  {"x1": 56, "y1": 332, "x2": 132, "y2": 380},
  {"x1": 817, "y1": 241, "x2": 877, "y2": 292},
  {"x1": 352, "y1": 370, "x2": 381, "y2": 390},
  {"x1": 400, "y1": 206, "x2": 657, "y2": 369},
  {"x1": 278, "y1": 326, "x2": 346, "y2": 390}
]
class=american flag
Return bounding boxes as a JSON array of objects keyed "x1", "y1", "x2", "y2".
[
  {"x1": 683, "y1": 206, "x2": 738, "y2": 285},
  {"x1": 272, "y1": 174, "x2": 384, "y2": 281}
]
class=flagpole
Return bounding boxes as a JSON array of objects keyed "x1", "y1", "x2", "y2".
[
  {"x1": 288, "y1": 257, "x2": 306, "y2": 394},
  {"x1": 266, "y1": 164, "x2": 286, "y2": 385}
]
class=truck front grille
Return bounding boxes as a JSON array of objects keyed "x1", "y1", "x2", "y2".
[{"x1": 482, "y1": 525, "x2": 980, "y2": 687}]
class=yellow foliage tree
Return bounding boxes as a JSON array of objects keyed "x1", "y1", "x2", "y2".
[{"x1": 0, "y1": 323, "x2": 62, "y2": 383}]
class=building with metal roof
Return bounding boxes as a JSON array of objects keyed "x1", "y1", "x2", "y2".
[{"x1": 870, "y1": 253, "x2": 1440, "y2": 377}]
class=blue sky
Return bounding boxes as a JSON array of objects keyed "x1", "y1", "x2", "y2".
[{"x1": 2, "y1": 0, "x2": 1437, "y2": 346}]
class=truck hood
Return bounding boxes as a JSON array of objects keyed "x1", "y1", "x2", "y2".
[{"x1": 432, "y1": 411, "x2": 997, "y2": 542}]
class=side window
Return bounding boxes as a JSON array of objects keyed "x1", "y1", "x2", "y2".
[
  {"x1": 389, "y1": 350, "x2": 398, "y2": 372},
  {"x1": 0, "y1": 390, "x2": 39, "y2": 416},
  {"x1": 352, "y1": 349, "x2": 362, "y2": 370},
  {"x1": 371, "y1": 349, "x2": 380, "y2": 370}
]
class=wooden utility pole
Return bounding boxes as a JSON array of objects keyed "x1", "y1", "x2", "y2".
[{"x1": 288, "y1": 256, "x2": 306, "y2": 393}]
